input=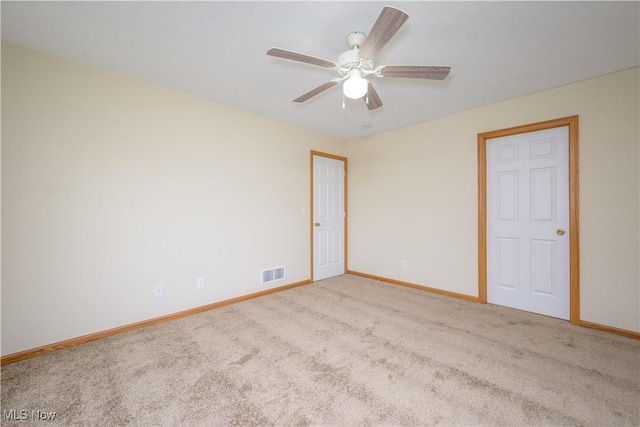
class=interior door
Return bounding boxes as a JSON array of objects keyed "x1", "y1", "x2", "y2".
[
  {"x1": 312, "y1": 154, "x2": 345, "y2": 281},
  {"x1": 486, "y1": 126, "x2": 569, "y2": 319}
]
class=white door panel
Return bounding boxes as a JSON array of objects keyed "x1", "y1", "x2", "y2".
[
  {"x1": 313, "y1": 155, "x2": 345, "y2": 281},
  {"x1": 487, "y1": 127, "x2": 569, "y2": 319}
]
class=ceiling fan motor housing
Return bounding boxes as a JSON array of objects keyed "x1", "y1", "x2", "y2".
[
  {"x1": 339, "y1": 32, "x2": 375, "y2": 73},
  {"x1": 338, "y1": 49, "x2": 360, "y2": 69}
]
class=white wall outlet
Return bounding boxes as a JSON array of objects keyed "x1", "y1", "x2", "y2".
[
  {"x1": 402, "y1": 260, "x2": 408, "y2": 269},
  {"x1": 154, "y1": 284, "x2": 164, "y2": 297},
  {"x1": 197, "y1": 277, "x2": 205, "y2": 289}
]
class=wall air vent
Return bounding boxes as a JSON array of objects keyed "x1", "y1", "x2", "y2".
[{"x1": 261, "y1": 266, "x2": 285, "y2": 285}]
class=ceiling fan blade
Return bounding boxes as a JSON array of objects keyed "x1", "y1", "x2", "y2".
[
  {"x1": 380, "y1": 65, "x2": 451, "y2": 80},
  {"x1": 267, "y1": 48, "x2": 337, "y2": 69},
  {"x1": 358, "y1": 6, "x2": 409, "y2": 61},
  {"x1": 364, "y1": 82, "x2": 383, "y2": 110},
  {"x1": 293, "y1": 81, "x2": 339, "y2": 103}
]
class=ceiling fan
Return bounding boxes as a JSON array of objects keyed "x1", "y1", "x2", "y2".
[{"x1": 267, "y1": 5, "x2": 451, "y2": 110}]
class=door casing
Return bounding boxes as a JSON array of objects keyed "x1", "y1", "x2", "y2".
[
  {"x1": 478, "y1": 116, "x2": 580, "y2": 325},
  {"x1": 310, "y1": 150, "x2": 348, "y2": 281}
]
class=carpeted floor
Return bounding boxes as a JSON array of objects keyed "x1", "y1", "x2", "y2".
[{"x1": 2, "y1": 274, "x2": 639, "y2": 426}]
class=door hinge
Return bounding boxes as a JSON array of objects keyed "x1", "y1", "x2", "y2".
[{"x1": 344, "y1": 212, "x2": 346, "y2": 218}]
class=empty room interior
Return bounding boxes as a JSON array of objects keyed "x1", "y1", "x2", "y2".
[{"x1": 1, "y1": 1, "x2": 639, "y2": 425}]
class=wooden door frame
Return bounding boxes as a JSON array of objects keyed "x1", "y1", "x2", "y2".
[
  {"x1": 477, "y1": 116, "x2": 580, "y2": 325},
  {"x1": 310, "y1": 150, "x2": 348, "y2": 281}
]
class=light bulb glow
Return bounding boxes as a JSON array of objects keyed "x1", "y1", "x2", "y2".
[{"x1": 343, "y1": 69, "x2": 368, "y2": 99}]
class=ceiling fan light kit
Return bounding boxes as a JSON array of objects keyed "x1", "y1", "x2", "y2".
[
  {"x1": 267, "y1": 5, "x2": 451, "y2": 110},
  {"x1": 343, "y1": 69, "x2": 368, "y2": 99}
]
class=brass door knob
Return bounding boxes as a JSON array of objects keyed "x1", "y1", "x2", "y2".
[
  {"x1": 556, "y1": 228, "x2": 565, "y2": 236},
  {"x1": 314, "y1": 222, "x2": 321, "y2": 227}
]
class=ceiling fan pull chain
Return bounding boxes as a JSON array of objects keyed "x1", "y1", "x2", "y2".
[{"x1": 342, "y1": 93, "x2": 346, "y2": 109}]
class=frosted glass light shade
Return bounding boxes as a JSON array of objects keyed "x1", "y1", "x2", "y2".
[{"x1": 343, "y1": 69, "x2": 368, "y2": 99}]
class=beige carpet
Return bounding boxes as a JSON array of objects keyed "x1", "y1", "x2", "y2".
[{"x1": 2, "y1": 274, "x2": 639, "y2": 426}]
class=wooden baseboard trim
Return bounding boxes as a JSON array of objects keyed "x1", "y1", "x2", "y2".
[
  {"x1": 346, "y1": 270, "x2": 482, "y2": 303},
  {"x1": 1, "y1": 279, "x2": 313, "y2": 366},
  {"x1": 579, "y1": 320, "x2": 640, "y2": 340}
]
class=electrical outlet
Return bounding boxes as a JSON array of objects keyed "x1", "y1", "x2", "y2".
[
  {"x1": 197, "y1": 277, "x2": 205, "y2": 289},
  {"x1": 402, "y1": 260, "x2": 408, "y2": 269},
  {"x1": 154, "y1": 284, "x2": 164, "y2": 297}
]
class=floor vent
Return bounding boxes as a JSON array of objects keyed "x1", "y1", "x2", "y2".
[{"x1": 261, "y1": 266, "x2": 285, "y2": 285}]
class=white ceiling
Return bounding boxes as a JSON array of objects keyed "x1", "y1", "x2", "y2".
[{"x1": 2, "y1": 1, "x2": 639, "y2": 140}]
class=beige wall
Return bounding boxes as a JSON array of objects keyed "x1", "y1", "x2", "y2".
[
  {"x1": 347, "y1": 67, "x2": 639, "y2": 332},
  {"x1": 1, "y1": 44, "x2": 345, "y2": 356}
]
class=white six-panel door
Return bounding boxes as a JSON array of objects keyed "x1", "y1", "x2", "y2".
[
  {"x1": 313, "y1": 155, "x2": 345, "y2": 281},
  {"x1": 487, "y1": 126, "x2": 569, "y2": 319}
]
